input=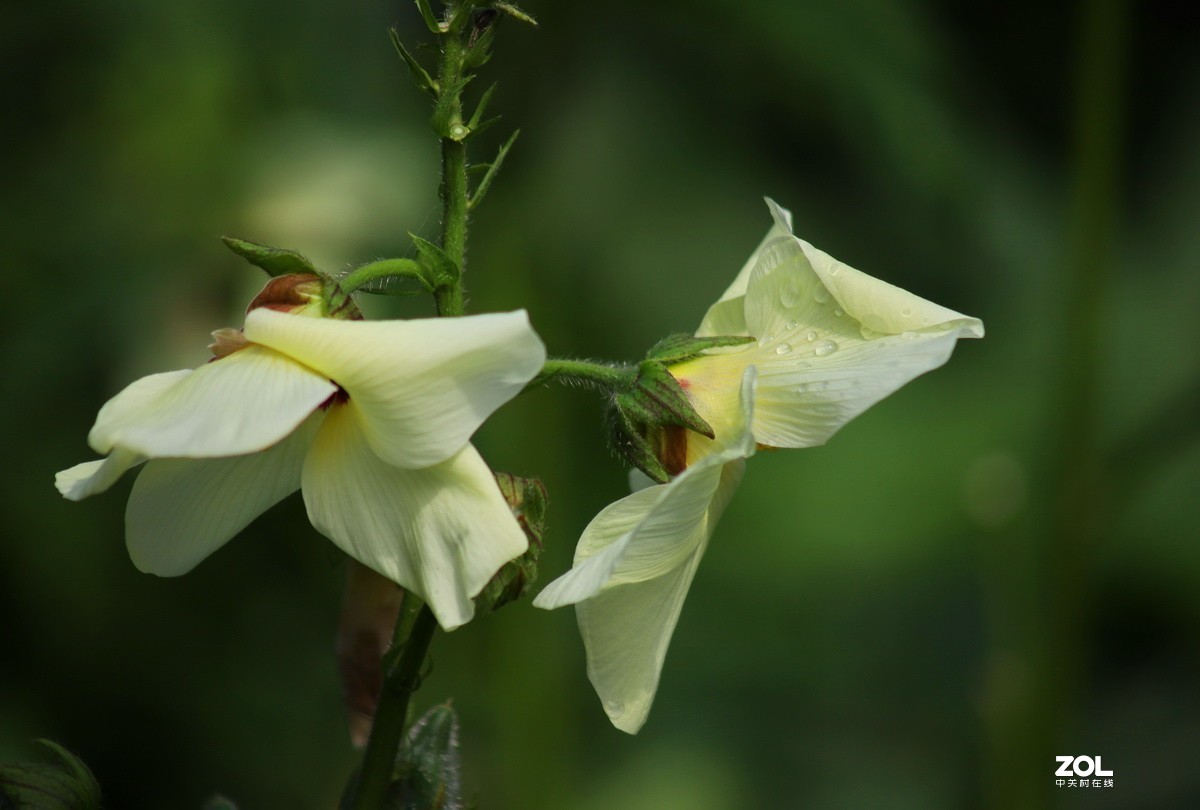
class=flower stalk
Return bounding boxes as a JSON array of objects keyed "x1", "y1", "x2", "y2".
[{"x1": 351, "y1": 603, "x2": 439, "y2": 809}]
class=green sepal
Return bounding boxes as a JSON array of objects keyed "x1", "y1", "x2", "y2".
[
  {"x1": 645, "y1": 332, "x2": 756, "y2": 365},
  {"x1": 409, "y1": 234, "x2": 460, "y2": 288},
  {"x1": 468, "y1": 129, "x2": 518, "y2": 210},
  {"x1": 414, "y1": 0, "x2": 442, "y2": 33},
  {"x1": 0, "y1": 739, "x2": 102, "y2": 809},
  {"x1": 606, "y1": 360, "x2": 715, "y2": 484},
  {"x1": 475, "y1": 473, "x2": 547, "y2": 613},
  {"x1": 389, "y1": 29, "x2": 438, "y2": 97},
  {"x1": 220, "y1": 236, "x2": 320, "y2": 277},
  {"x1": 493, "y1": 2, "x2": 538, "y2": 26}
]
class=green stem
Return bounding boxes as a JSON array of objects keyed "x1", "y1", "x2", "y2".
[
  {"x1": 340, "y1": 258, "x2": 429, "y2": 294},
  {"x1": 525, "y1": 358, "x2": 634, "y2": 393},
  {"x1": 436, "y1": 26, "x2": 468, "y2": 318},
  {"x1": 351, "y1": 603, "x2": 438, "y2": 809}
]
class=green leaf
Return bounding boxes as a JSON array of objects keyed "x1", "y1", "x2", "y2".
[
  {"x1": 0, "y1": 739, "x2": 102, "y2": 810},
  {"x1": 493, "y1": 2, "x2": 538, "y2": 26},
  {"x1": 393, "y1": 703, "x2": 464, "y2": 810},
  {"x1": 409, "y1": 235, "x2": 460, "y2": 288},
  {"x1": 389, "y1": 29, "x2": 438, "y2": 97},
  {"x1": 467, "y1": 82, "x2": 498, "y2": 130},
  {"x1": 468, "y1": 130, "x2": 518, "y2": 210},
  {"x1": 414, "y1": 0, "x2": 441, "y2": 33},
  {"x1": 220, "y1": 236, "x2": 319, "y2": 278},
  {"x1": 644, "y1": 333, "x2": 756, "y2": 365}
]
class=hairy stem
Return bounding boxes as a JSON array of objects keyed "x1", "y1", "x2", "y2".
[
  {"x1": 525, "y1": 358, "x2": 634, "y2": 394},
  {"x1": 351, "y1": 603, "x2": 438, "y2": 809}
]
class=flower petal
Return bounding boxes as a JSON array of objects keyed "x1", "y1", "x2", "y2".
[
  {"x1": 574, "y1": 459, "x2": 746, "y2": 734},
  {"x1": 302, "y1": 403, "x2": 527, "y2": 630},
  {"x1": 576, "y1": 540, "x2": 706, "y2": 734},
  {"x1": 88, "y1": 346, "x2": 335, "y2": 459},
  {"x1": 244, "y1": 308, "x2": 545, "y2": 469},
  {"x1": 535, "y1": 368, "x2": 756, "y2": 609},
  {"x1": 696, "y1": 199, "x2": 793, "y2": 337},
  {"x1": 678, "y1": 238, "x2": 982, "y2": 449},
  {"x1": 55, "y1": 448, "x2": 144, "y2": 501},
  {"x1": 124, "y1": 413, "x2": 320, "y2": 576}
]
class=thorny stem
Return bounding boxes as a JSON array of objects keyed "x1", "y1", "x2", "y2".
[{"x1": 435, "y1": 16, "x2": 469, "y2": 317}]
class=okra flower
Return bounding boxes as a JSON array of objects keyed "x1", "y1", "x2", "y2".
[
  {"x1": 56, "y1": 276, "x2": 546, "y2": 630},
  {"x1": 537, "y1": 200, "x2": 983, "y2": 732}
]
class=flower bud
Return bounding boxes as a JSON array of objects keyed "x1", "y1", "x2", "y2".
[
  {"x1": 246, "y1": 273, "x2": 362, "y2": 320},
  {"x1": 474, "y1": 473, "x2": 547, "y2": 613}
]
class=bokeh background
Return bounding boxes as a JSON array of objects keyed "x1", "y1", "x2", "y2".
[{"x1": 3, "y1": 0, "x2": 1198, "y2": 807}]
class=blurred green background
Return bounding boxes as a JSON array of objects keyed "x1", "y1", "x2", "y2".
[{"x1": 3, "y1": 0, "x2": 1198, "y2": 807}]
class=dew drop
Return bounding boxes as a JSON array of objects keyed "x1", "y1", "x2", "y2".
[
  {"x1": 806, "y1": 330, "x2": 818, "y2": 342},
  {"x1": 813, "y1": 286, "x2": 831, "y2": 304},
  {"x1": 833, "y1": 308, "x2": 844, "y2": 318},
  {"x1": 901, "y1": 306, "x2": 912, "y2": 317},
  {"x1": 814, "y1": 339, "x2": 838, "y2": 357},
  {"x1": 785, "y1": 319, "x2": 798, "y2": 330},
  {"x1": 604, "y1": 700, "x2": 625, "y2": 719},
  {"x1": 775, "y1": 343, "x2": 792, "y2": 355},
  {"x1": 818, "y1": 381, "x2": 830, "y2": 391},
  {"x1": 901, "y1": 330, "x2": 918, "y2": 340},
  {"x1": 859, "y1": 325, "x2": 879, "y2": 340}
]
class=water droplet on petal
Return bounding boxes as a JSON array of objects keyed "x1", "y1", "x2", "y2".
[
  {"x1": 604, "y1": 700, "x2": 625, "y2": 719},
  {"x1": 785, "y1": 319, "x2": 798, "y2": 330},
  {"x1": 833, "y1": 308, "x2": 844, "y2": 318},
  {"x1": 818, "y1": 381, "x2": 830, "y2": 391},
  {"x1": 859, "y1": 325, "x2": 879, "y2": 340},
  {"x1": 813, "y1": 286, "x2": 831, "y2": 304},
  {"x1": 814, "y1": 339, "x2": 838, "y2": 357},
  {"x1": 775, "y1": 343, "x2": 792, "y2": 355},
  {"x1": 806, "y1": 330, "x2": 818, "y2": 342},
  {"x1": 901, "y1": 306, "x2": 912, "y2": 317},
  {"x1": 901, "y1": 330, "x2": 918, "y2": 340}
]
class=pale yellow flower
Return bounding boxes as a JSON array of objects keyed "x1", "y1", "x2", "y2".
[{"x1": 57, "y1": 301, "x2": 546, "y2": 630}]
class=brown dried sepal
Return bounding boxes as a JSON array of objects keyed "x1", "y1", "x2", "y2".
[{"x1": 246, "y1": 272, "x2": 324, "y2": 314}]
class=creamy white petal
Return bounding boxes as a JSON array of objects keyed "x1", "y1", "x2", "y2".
[
  {"x1": 678, "y1": 237, "x2": 982, "y2": 449},
  {"x1": 799, "y1": 238, "x2": 984, "y2": 338},
  {"x1": 88, "y1": 346, "x2": 334, "y2": 459},
  {"x1": 124, "y1": 413, "x2": 320, "y2": 576},
  {"x1": 535, "y1": 369, "x2": 756, "y2": 609},
  {"x1": 55, "y1": 448, "x2": 144, "y2": 501},
  {"x1": 576, "y1": 538, "x2": 706, "y2": 734},
  {"x1": 696, "y1": 199, "x2": 793, "y2": 337},
  {"x1": 575, "y1": 459, "x2": 745, "y2": 734},
  {"x1": 302, "y1": 404, "x2": 527, "y2": 631},
  {"x1": 244, "y1": 308, "x2": 545, "y2": 469}
]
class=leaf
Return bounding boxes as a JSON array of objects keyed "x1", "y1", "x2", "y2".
[
  {"x1": 409, "y1": 235, "x2": 460, "y2": 288},
  {"x1": 0, "y1": 739, "x2": 102, "y2": 810},
  {"x1": 468, "y1": 130, "x2": 519, "y2": 210},
  {"x1": 389, "y1": 29, "x2": 438, "y2": 97},
  {"x1": 220, "y1": 236, "x2": 319, "y2": 278},
  {"x1": 391, "y1": 703, "x2": 464, "y2": 810}
]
